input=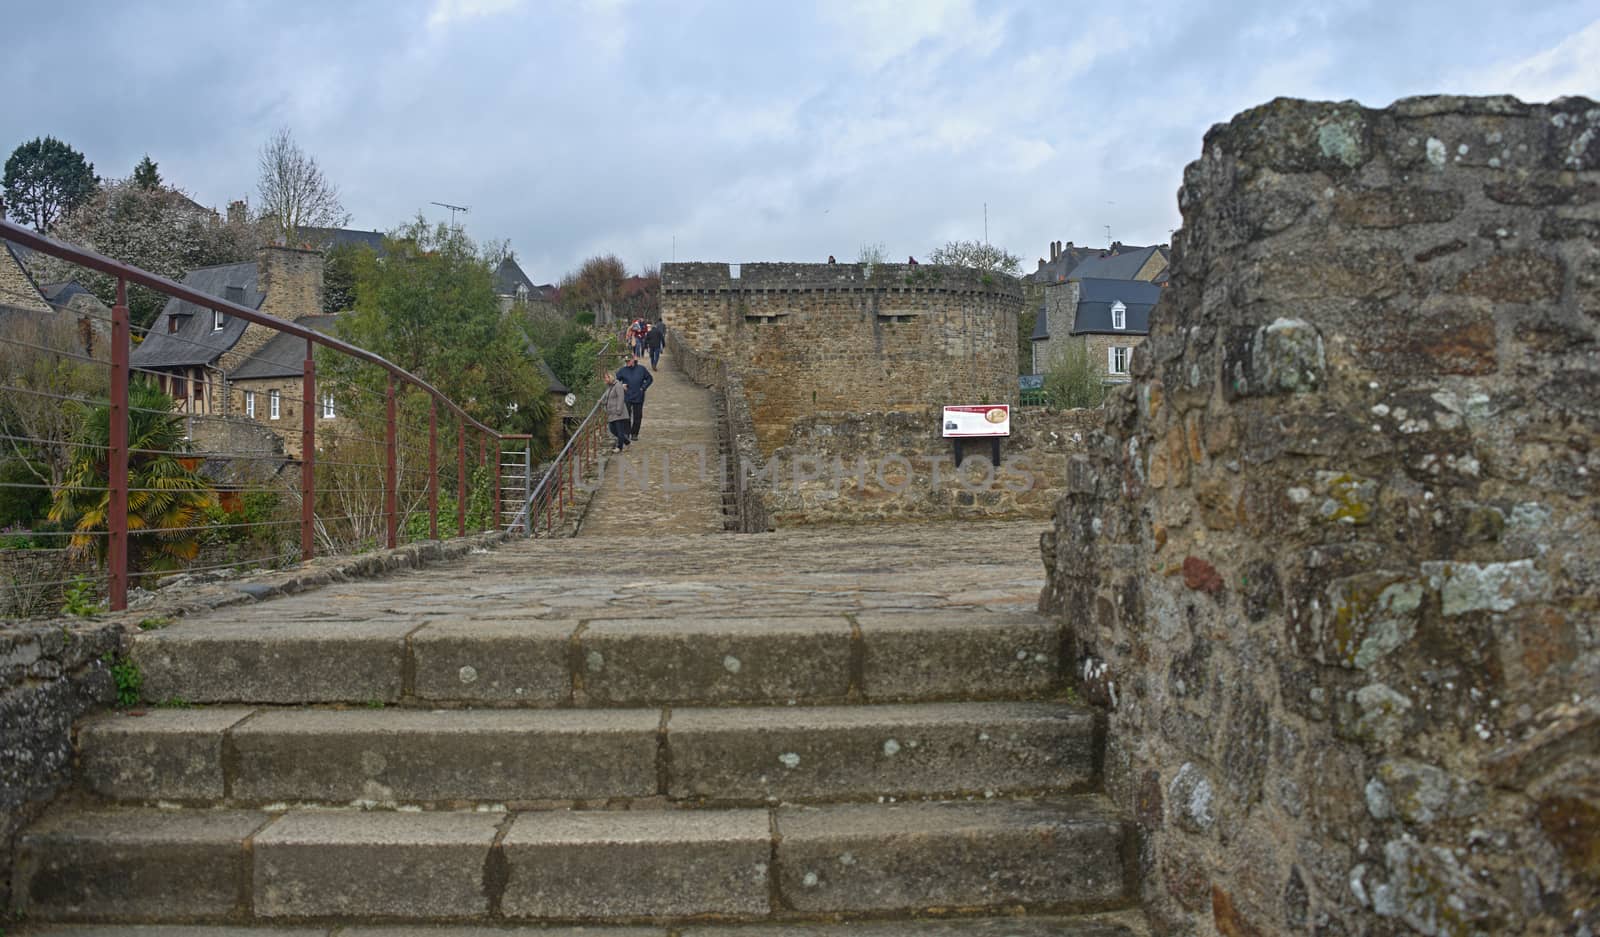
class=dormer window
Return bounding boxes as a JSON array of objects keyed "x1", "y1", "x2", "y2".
[
  {"x1": 213, "y1": 308, "x2": 226, "y2": 331},
  {"x1": 1111, "y1": 301, "x2": 1127, "y2": 330}
]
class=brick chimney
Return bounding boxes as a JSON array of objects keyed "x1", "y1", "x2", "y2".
[
  {"x1": 219, "y1": 246, "x2": 325, "y2": 373},
  {"x1": 227, "y1": 199, "x2": 248, "y2": 225}
]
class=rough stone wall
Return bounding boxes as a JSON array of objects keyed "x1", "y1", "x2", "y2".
[
  {"x1": 0, "y1": 620, "x2": 119, "y2": 910},
  {"x1": 764, "y1": 407, "x2": 1096, "y2": 525},
  {"x1": 219, "y1": 246, "x2": 325, "y2": 373},
  {"x1": 1040, "y1": 96, "x2": 1599, "y2": 937},
  {"x1": 662, "y1": 262, "x2": 1022, "y2": 454}
]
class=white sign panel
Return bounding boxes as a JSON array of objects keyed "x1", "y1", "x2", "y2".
[{"x1": 942, "y1": 404, "x2": 1010, "y2": 438}]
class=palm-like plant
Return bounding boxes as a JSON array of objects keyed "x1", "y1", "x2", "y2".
[{"x1": 50, "y1": 381, "x2": 217, "y2": 575}]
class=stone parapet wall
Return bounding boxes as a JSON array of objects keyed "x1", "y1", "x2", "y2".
[
  {"x1": 763, "y1": 407, "x2": 1096, "y2": 525},
  {"x1": 666, "y1": 330, "x2": 769, "y2": 533},
  {"x1": 0, "y1": 618, "x2": 120, "y2": 910},
  {"x1": 662, "y1": 262, "x2": 1021, "y2": 453},
  {"x1": 1041, "y1": 95, "x2": 1599, "y2": 936}
]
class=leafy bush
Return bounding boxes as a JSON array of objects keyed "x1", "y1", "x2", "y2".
[{"x1": 1042, "y1": 343, "x2": 1108, "y2": 410}]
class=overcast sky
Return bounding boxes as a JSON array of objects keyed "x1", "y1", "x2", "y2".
[{"x1": 4, "y1": 1, "x2": 1597, "y2": 283}]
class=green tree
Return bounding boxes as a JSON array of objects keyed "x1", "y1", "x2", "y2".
[
  {"x1": 928, "y1": 239, "x2": 1022, "y2": 275},
  {"x1": 132, "y1": 154, "x2": 161, "y2": 190},
  {"x1": 330, "y1": 217, "x2": 552, "y2": 439},
  {"x1": 3, "y1": 136, "x2": 99, "y2": 233},
  {"x1": 1042, "y1": 342, "x2": 1108, "y2": 410},
  {"x1": 320, "y1": 240, "x2": 368, "y2": 312},
  {"x1": 49, "y1": 382, "x2": 218, "y2": 575}
]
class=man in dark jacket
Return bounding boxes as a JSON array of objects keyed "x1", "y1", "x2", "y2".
[
  {"x1": 644, "y1": 321, "x2": 665, "y2": 370},
  {"x1": 615, "y1": 354, "x2": 654, "y2": 441}
]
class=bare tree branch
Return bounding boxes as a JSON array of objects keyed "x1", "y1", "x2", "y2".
[{"x1": 256, "y1": 128, "x2": 350, "y2": 244}]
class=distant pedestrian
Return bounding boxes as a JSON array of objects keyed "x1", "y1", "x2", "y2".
[
  {"x1": 615, "y1": 353, "x2": 654, "y2": 441},
  {"x1": 600, "y1": 372, "x2": 630, "y2": 451},
  {"x1": 827, "y1": 255, "x2": 836, "y2": 264},
  {"x1": 907, "y1": 255, "x2": 919, "y2": 266},
  {"x1": 628, "y1": 318, "x2": 647, "y2": 357},
  {"x1": 644, "y1": 320, "x2": 665, "y2": 370}
]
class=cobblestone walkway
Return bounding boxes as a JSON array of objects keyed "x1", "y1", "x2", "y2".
[
  {"x1": 235, "y1": 521, "x2": 1048, "y2": 622},
  {"x1": 579, "y1": 354, "x2": 725, "y2": 538}
]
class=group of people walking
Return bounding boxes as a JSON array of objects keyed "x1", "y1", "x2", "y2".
[
  {"x1": 628, "y1": 317, "x2": 665, "y2": 368},
  {"x1": 601, "y1": 318, "x2": 666, "y2": 452}
]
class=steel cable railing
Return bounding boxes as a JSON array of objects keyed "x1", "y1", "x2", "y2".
[{"x1": 0, "y1": 219, "x2": 584, "y2": 614}]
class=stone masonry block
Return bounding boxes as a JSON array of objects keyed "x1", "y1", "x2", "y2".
[
  {"x1": 252, "y1": 810, "x2": 501, "y2": 919},
  {"x1": 679, "y1": 918, "x2": 1142, "y2": 937},
  {"x1": 579, "y1": 617, "x2": 853, "y2": 705},
  {"x1": 134, "y1": 618, "x2": 417, "y2": 704},
  {"x1": 13, "y1": 808, "x2": 268, "y2": 921},
  {"x1": 78, "y1": 707, "x2": 253, "y2": 802},
  {"x1": 774, "y1": 799, "x2": 1127, "y2": 913},
  {"x1": 500, "y1": 809, "x2": 771, "y2": 918},
  {"x1": 229, "y1": 708, "x2": 659, "y2": 804},
  {"x1": 667, "y1": 702, "x2": 1096, "y2": 803},
  {"x1": 857, "y1": 612, "x2": 1060, "y2": 701},
  {"x1": 409, "y1": 617, "x2": 576, "y2": 705}
]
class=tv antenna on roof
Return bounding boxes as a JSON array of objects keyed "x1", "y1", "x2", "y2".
[{"x1": 431, "y1": 201, "x2": 470, "y2": 228}]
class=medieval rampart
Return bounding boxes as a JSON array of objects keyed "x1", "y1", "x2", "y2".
[
  {"x1": 662, "y1": 262, "x2": 1022, "y2": 453},
  {"x1": 1042, "y1": 95, "x2": 1600, "y2": 935}
]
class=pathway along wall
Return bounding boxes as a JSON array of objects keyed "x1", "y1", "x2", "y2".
[
  {"x1": 1041, "y1": 95, "x2": 1599, "y2": 936},
  {"x1": 661, "y1": 262, "x2": 1022, "y2": 454}
]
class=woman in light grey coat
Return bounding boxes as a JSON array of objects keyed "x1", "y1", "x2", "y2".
[{"x1": 600, "y1": 372, "x2": 630, "y2": 451}]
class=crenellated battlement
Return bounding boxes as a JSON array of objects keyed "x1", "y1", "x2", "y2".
[
  {"x1": 661, "y1": 262, "x2": 1022, "y2": 453},
  {"x1": 662, "y1": 262, "x2": 1024, "y2": 298}
]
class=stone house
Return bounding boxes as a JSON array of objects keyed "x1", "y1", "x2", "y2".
[
  {"x1": 1020, "y1": 241, "x2": 1169, "y2": 377},
  {"x1": 1031, "y1": 277, "x2": 1162, "y2": 382},
  {"x1": 128, "y1": 245, "x2": 325, "y2": 427},
  {"x1": 226, "y1": 314, "x2": 342, "y2": 460}
]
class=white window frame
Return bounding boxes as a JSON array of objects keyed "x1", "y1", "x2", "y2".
[
  {"x1": 213, "y1": 308, "x2": 226, "y2": 331},
  {"x1": 1111, "y1": 301, "x2": 1127, "y2": 330},
  {"x1": 322, "y1": 393, "x2": 336, "y2": 419},
  {"x1": 1109, "y1": 346, "x2": 1130, "y2": 375},
  {"x1": 245, "y1": 391, "x2": 255, "y2": 419},
  {"x1": 269, "y1": 389, "x2": 281, "y2": 420}
]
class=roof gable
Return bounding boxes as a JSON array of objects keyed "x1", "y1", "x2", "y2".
[
  {"x1": 1071, "y1": 277, "x2": 1162, "y2": 335},
  {"x1": 129, "y1": 262, "x2": 260, "y2": 368},
  {"x1": 1066, "y1": 245, "x2": 1161, "y2": 281}
]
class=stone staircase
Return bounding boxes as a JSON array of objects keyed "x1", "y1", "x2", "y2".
[{"x1": 10, "y1": 609, "x2": 1144, "y2": 934}]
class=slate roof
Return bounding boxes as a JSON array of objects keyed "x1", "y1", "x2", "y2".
[
  {"x1": 1030, "y1": 303, "x2": 1049, "y2": 341},
  {"x1": 40, "y1": 281, "x2": 93, "y2": 305},
  {"x1": 129, "y1": 262, "x2": 260, "y2": 369},
  {"x1": 1025, "y1": 244, "x2": 1098, "y2": 284},
  {"x1": 1065, "y1": 245, "x2": 1162, "y2": 281},
  {"x1": 299, "y1": 227, "x2": 386, "y2": 254},
  {"x1": 538, "y1": 359, "x2": 570, "y2": 395},
  {"x1": 494, "y1": 257, "x2": 537, "y2": 297},
  {"x1": 230, "y1": 314, "x2": 341, "y2": 380},
  {"x1": 1070, "y1": 278, "x2": 1162, "y2": 335}
]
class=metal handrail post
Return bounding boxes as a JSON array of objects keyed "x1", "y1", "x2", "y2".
[
  {"x1": 384, "y1": 376, "x2": 398, "y2": 549},
  {"x1": 107, "y1": 279, "x2": 130, "y2": 610},
  {"x1": 428, "y1": 400, "x2": 438, "y2": 540},
  {"x1": 301, "y1": 337, "x2": 316, "y2": 560},
  {"x1": 457, "y1": 421, "x2": 467, "y2": 536}
]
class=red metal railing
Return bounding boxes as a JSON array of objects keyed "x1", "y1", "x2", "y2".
[{"x1": 0, "y1": 219, "x2": 596, "y2": 615}]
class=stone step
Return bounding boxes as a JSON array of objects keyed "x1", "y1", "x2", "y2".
[
  {"x1": 77, "y1": 701, "x2": 1096, "y2": 807},
  {"x1": 13, "y1": 799, "x2": 1129, "y2": 924},
  {"x1": 132, "y1": 612, "x2": 1062, "y2": 706},
  {"x1": 15, "y1": 913, "x2": 1147, "y2": 935}
]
